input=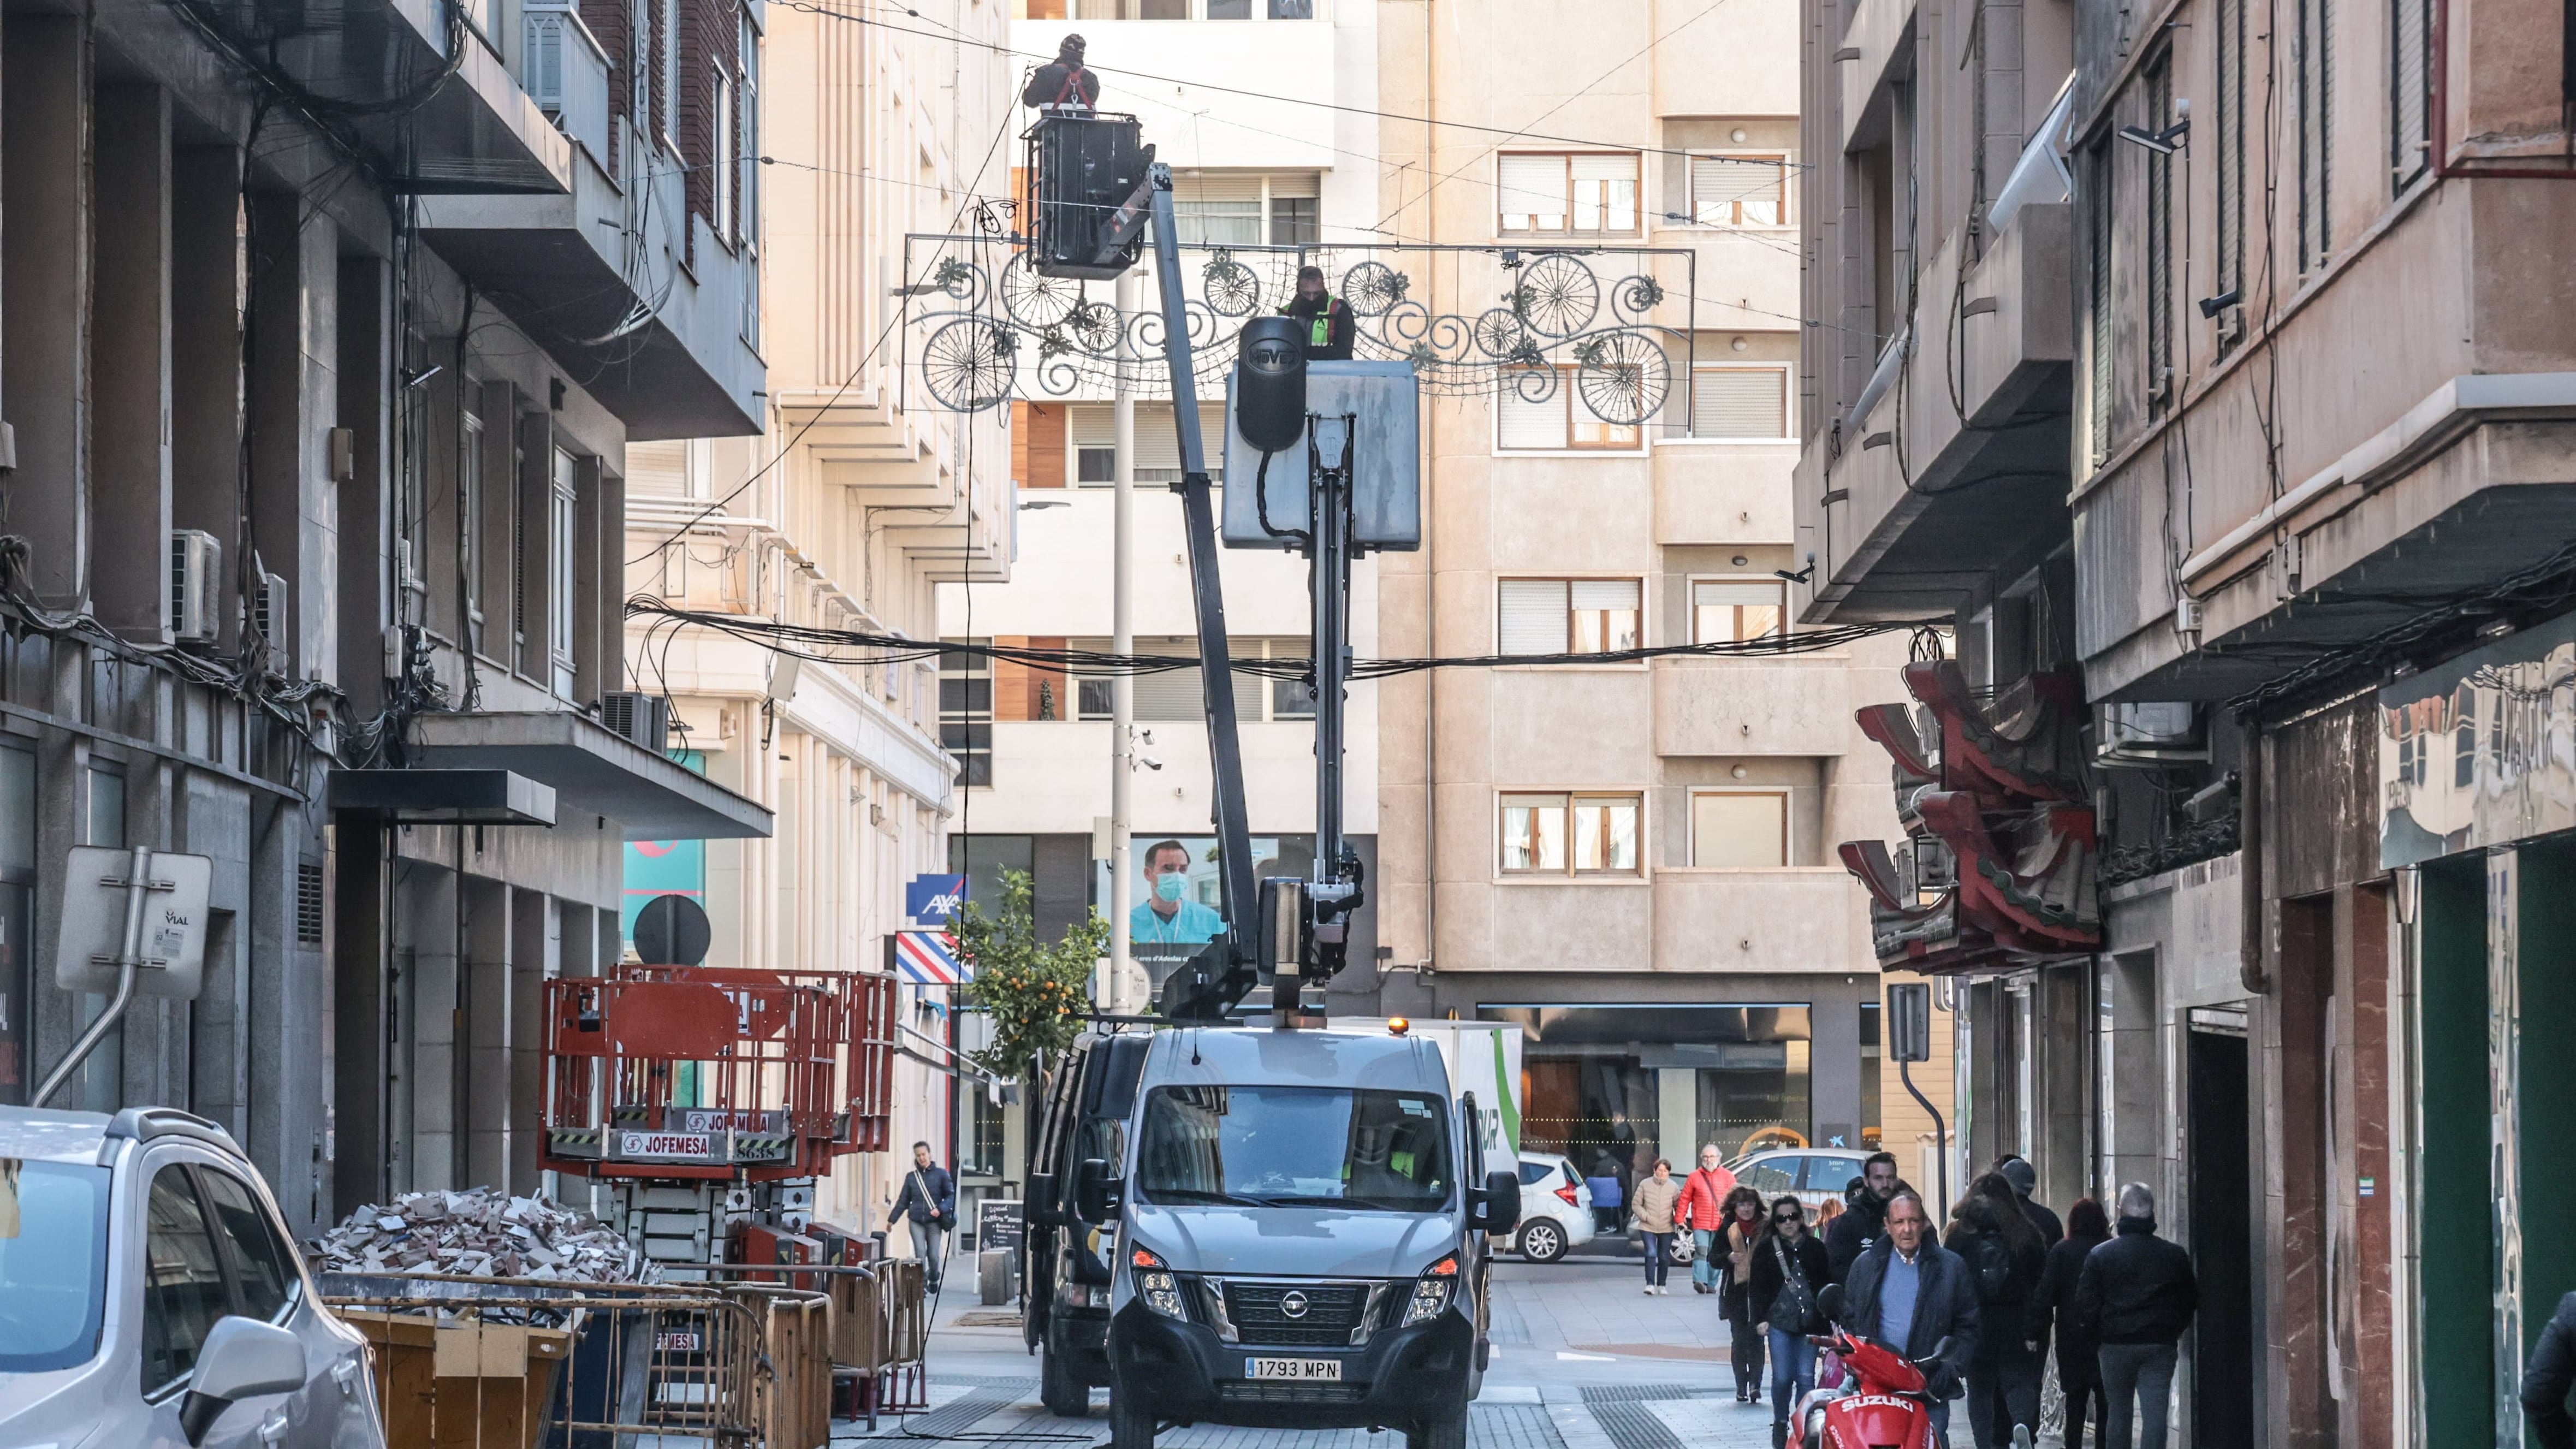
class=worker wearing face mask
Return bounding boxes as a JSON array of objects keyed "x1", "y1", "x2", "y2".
[{"x1": 1130, "y1": 839, "x2": 1228, "y2": 947}]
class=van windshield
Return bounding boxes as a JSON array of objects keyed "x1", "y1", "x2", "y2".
[{"x1": 1135, "y1": 1086, "x2": 1453, "y2": 1212}]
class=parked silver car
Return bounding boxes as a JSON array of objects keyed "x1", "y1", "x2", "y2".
[{"x1": 0, "y1": 1105, "x2": 385, "y2": 1449}]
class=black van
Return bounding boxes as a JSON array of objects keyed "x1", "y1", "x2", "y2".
[{"x1": 1023, "y1": 1029, "x2": 1151, "y2": 1415}]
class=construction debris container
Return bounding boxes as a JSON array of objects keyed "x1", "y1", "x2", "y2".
[{"x1": 337, "y1": 1312, "x2": 571, "y2": 1449}]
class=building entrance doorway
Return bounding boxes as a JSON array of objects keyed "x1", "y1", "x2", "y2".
[{"x1": 2187, "y1": 1021, "x2": 2252, "y2": 1449}]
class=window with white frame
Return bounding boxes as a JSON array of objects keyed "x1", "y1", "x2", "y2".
[
  {"x1": 1497, "y1": 578, "x2": 1642, "y2": 655},
  {"x1": 1689, "y1": 155, "x2": 1788, "y2": 225},
  {"x1": 658, "y1": 0, "x2": 681, "y2": 151},
  {"x1": 1691, "y1": 366, "x2": 1792, "y2": 438},
  {"x1": 1070, "y1": 403, "x2": 1227, "y2": 485},
  {"x1": 713, "y1": 69, "x2": 736, "y2": 245},
  {"x1": 1691, "y1": 789, "x2": 1789, "y2": 866},
  {"x1": 1691, "y1": 579, "x2": 1786, "y2": 643},
  {"x1": 548, "y1": 448, "x2": 579, "y2": 697},
  {"x1": 1500, "y1": 792, "x2": 1642, "y2": 875},
  {"x1": 1170, "y1": 173, "x2": 1320, "y2": 246},
  {"x1": 1068, "y1": 638, "x2": 1313, "y2": 722},
  {"x1": 1496, "y1": 368, "x2": 1642, "y2": 451},
  {"x1": 1497, "y1": 153, "x2": 1640, "y2": 235}
]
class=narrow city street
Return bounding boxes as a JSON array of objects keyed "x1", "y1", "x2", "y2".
[{"x1": 839, "y1": 1255, "x2": 1784, "y2": 1449}]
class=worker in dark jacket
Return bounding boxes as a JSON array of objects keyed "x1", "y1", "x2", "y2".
[
  {"x1": 1995, "y1": 1155, "x2": 2063, "y2": 1245},
  {"x1": 2029, "y1": 1197, "x2": 2113, "y2": 1449},
  {"x1": 2525, "y1": 1290, "x2": 2576, "y2": 1449},
  {"x1": 1280, "y1": 266, "x2": 1354, "y2": 361},
  {"x1": 1826, "y1": 1150, "x2": 1904, "y2": 1284},
  {"x1": 2074, "y1": 1184, "x2": 2197, "y2": 1449},
  {"x1": 1022, "y1": 34, "x2": 1100, "y2": 111},
  {"x1": 1839, "y1": 1190, "x2": 1980, "y2": 1446}
]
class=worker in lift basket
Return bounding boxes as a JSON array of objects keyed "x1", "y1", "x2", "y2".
[
  {"x1": 1023, "y1": 34, "x2": 1100, "y2": 112},
  {"x1": 1280, "y1": 266, "x2": 1354, "y2": 361}
]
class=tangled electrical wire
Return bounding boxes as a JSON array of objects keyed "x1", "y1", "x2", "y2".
[
  {"x1": 628, "y1": 595, "x2": 1895, "y2": 682},
  {"x1": 0, "y1": 536, "x2": 441, "y2": 783}
]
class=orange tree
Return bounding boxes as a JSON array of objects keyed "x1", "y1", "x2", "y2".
[{"x1": 952, "y1": 868, "x2": 1112, "y2": 1082}]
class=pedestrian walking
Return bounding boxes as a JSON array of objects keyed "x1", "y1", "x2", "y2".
[
  {"x1": 1633, "y1": 1157, "x2": 1683, "y2": 1294},
  {"x1": 888, "y1": 1140, "x2": 958, "y2": 1296},
  {"x1": 1944, "y1": 1173, "x2": 2047, "y2": 1449},
  {"x1": 2074, "y1": 1183, "x2": 2197, "y2": 1449},
  {"x1": 1994, "y1": 1155, "x2": 2063, "y2": 1245},
  {"x1": 1587, "y1": 1154, "x2": 1627, "y2": 1236},
  {"x1": 1748, "y1": 1195, "x2": 1832, "y2": 1448},
  {"x1": 2030, "y1": 1197, "x2": 2114, "y2": 1449},
  {"x1": 1838, "y1": 1189, "x2": 1980, "y2": 1446},
  {"x1": 1678, "y1": 1144, "x2": 1740, "y2": 1294},
  {"x1": 1717, "y1": 1185, "x2": 1770, "y2": 1401},
  {"x1": 1827, "y1": 1150, "x2": 1905, "y2": 1284},
  {"x1": 2522, "y1": 1289, "x2": 2576, "y2": 1449}
]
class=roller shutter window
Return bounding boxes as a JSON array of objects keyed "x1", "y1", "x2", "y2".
[
  {"x1": 626, "y1": 440, "x2": 690, "y2": 497},
  {"x1": 1268, "y1": 172, "x2": 1321, "y2": 244},
  {"x1": 1070, "y1": 403, "x2": 1226, "y2": 484},
  {"x1": 1497, "y1": 579, "x2": 1571, "y2": 654},
  {"x1": 1499, "y1": 793, "x2": 1568, "y2": 872},
  {"x1": 1693, "y1": 791, "x2": 1789, "y2": 868},
  {"x1": 1172, "y1": 175, "x2": 1264, "y2": 247},
  {"x1": 1495, "y1": 378, "x2": 1568, "y2": 449},
  {"x1": 1692, "y1": 367, "x2": 1790, "y2": 438},
  {"x1": 1691, "y1": 155, "x2": 1787, "y2": 225},
  {"x1": 1497, "y1": 154, "x2": 1570, "y2": 233},
  {"x1": 1567, "y1": 578, "x2": 1641, "y2": 654},
  {"x1": 1693, "y1": 580, "x2": 1786, "y2": 643},
  {"x1": 1569, "y1": 154, "x2": 1639, "y2": 234}
]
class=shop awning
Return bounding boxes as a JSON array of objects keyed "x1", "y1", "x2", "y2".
[{"x1": 402, "y1": 711, "x2": 773, "y2": 841}]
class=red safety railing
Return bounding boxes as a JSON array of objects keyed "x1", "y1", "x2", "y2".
[{"x1": 539, "y1": 966, "x2": 895, "y2": 1181}]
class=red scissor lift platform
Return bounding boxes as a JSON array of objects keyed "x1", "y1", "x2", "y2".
[{"x1": 541, "y1": 965, "x2": 895, "y2": 1182}]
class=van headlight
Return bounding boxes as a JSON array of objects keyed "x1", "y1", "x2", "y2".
[
  {"x1": 1400, "y1": 1254, "x2": 1459, "y2": 1326},
  {"x1": 1130, "y1": 1246, "x2": 1189, "y2": 1320}
]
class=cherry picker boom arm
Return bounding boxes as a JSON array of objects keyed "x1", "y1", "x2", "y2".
[{"x1": 1098, "y1": 165, "x2": 1262, "y2": 1020}]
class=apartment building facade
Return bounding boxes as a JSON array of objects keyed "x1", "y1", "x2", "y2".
[
  {"x1": 0, "y1": 0, "x2": 769, "y2": 1233},
  {"x1": 1800, "y1": 0, "x2": 2576, "y2": 1428},
  {"x1": 619, "y1": 0, "x2": 1015, "y2": 1232},
  {"x1": 1349, "y1": 0, "x2": 1947, "y2": 1196}
]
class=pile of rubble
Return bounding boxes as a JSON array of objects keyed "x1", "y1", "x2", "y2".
[{"x1": 314, "y1": 1188, "x2": 656, "y2": 1282}]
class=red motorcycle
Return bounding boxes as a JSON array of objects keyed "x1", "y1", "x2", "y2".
[{"x1": 1784, "y1": 1323, "x2": 1957, "y2": 1449}]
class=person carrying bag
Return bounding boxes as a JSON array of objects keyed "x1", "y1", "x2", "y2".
[
  {"x1": 1749, "y1": 1196, "x2": 1834, "y2": 1448},
  {"x1": 889, "y1": 1141, "x2": 958, "y2": 1295}
]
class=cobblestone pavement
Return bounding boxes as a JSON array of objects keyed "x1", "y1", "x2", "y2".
[{"x1": 835, "y1": 1254, "x2": 1790, "y2": 1449}]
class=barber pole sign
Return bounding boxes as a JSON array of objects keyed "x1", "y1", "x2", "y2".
[{"x1": 893, "y1": 929, "x2": 968, "y2": 987}]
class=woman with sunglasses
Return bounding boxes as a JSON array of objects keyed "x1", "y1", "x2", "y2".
[{"x1": 1747, "y1": 1195, "x2": 1832, "y2": 1449}]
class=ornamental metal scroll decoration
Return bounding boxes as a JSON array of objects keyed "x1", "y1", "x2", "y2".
[{"x1": 900, "y1": 236, "x2": 1700, "y2": 428}]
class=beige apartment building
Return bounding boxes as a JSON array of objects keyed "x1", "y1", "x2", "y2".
[
  {"x1": 1350, "y1": 0, "x2": 1946, "y2": 1190},
  {"x1": 620, "y1": 0, "x2": 1014, "y2": 1233}
]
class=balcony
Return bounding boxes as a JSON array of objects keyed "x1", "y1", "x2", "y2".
[
  {"x1": 1795, "y1": 203, "x2": 2075, "y2": 624},
  {"x1": 155, "y1": 0, "x2": 569, "y2": 193},
  {"x1": 1479, "y1": 872, "x2": 1867, "y2": 974},
  {"x1": 417, "y1": 0, "x2": 763, "y2": 440},
  {"x1": 1654, "y1": 441, "x2": 1796, "y2": 545},
  {"x1": 1652, "y1": 655, "x2": 1851, "y2": 756}
]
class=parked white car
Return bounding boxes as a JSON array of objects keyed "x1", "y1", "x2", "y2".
[
  {"x1": 1502, "y1": 1152, "x2": 1594, "y2": 1263},
  {"x1": 0, "y1": 1105, "x2": 386, "y2": 1449}
]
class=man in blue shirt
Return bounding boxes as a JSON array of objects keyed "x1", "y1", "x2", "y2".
[
  {"x1": 1841, "y1": 1190, "x2": 1980, "y2": 1446},
  {"x1": 1129, "y1": 839, "x2": 1227, "y2": 948}
]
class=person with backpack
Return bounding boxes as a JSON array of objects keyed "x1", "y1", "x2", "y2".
[
  {"x1": 1748, "y1": 1195, "x2": 1832, "y2": 1449},
  {"x1": 1943, "y1": 1173, "x2": 2047, "y2": 1448}
]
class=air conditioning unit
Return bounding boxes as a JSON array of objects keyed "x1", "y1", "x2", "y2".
[
  {"x1": 252, "y1": 571, "x2": 287, "y2": 644},
  {"x1": 600, "y1": 691, "x2": 670, "y2": 753},
  {"x1": 2096, "y1": 701, "x2": 2207, "y2": 766},
  {"x1": 169, "y1": 531, "x2": 221, "y2": 644}
]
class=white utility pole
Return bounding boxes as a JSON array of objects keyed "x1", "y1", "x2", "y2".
[{"x1": 1108, "y1": 267, "x2": 1139, "y2": 1013}]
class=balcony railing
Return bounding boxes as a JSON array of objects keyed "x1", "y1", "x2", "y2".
[{"x1": 524, "y1": 0, "x2": 614, "y2": 170}]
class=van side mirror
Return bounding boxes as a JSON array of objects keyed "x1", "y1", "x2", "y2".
[
  {"x1": 1075, "y1": 1156, "x2": 1123, "y2": 1222},
  {"x1": 181, "y1": 1317, "x2": 308, "y2": 1446},
  {"x1": 1473, "y1": 1168, "x2": 1521, "y2": 1234},
  {"x1": 1028, "y1": 1171, "x2": 1061, "y2": 1228}
]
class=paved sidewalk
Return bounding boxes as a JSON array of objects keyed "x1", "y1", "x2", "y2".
[{"x1": 836, "y1": 1256, "x2": 1788, "y2": 1449}]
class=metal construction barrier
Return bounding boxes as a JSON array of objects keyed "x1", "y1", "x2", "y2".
[
  {"x1": 687, "y1": 1258, "x2": 930, "y2": 1428},
  {"x1": 320, "y1": 1273, "x2": 832, "y2": 1448}
]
